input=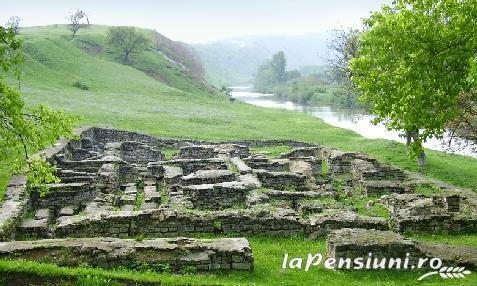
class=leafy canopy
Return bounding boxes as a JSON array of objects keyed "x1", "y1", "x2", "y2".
[
  {"x1": 351, "y1": 0, "x2": 477, "y2": 158},
  {"x1": 254, "y1": 51, "x2": 288, "y2": 92},
  {"x1": 107, "y1": 27, "x2": 149, "y2": 62},
  {"x1": 1, "y1": 26, "x2": 75, "y2": 196}
]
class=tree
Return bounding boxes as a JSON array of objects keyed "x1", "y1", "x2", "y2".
[
  {"x1": 254, "y1": 51, "x2": 288, "y2": 92},
  {"x1": 67, "y1": 9, "x2": 88, "y2": 37},
  {"x1": 328, "y1": 29, "x2": 361, "y2": 107},
  {"x1": 1, "y1": 26, "x2": 75, "y2": 195},
  {"x1": 5, "y1": 16, "x2": 21, "y2": 35},
  {"x1": 107, "y1": 27, "x2": 149, "y2": 62},
  {"x1": 350, "y1": 0, "x2": 477, "y2": 166},
  {"x1": 271, "y1": 51, "x2": 287, "y2": 84},
  {"x1": 286, "y1": 70, "x2": 301, "y2": 82}
]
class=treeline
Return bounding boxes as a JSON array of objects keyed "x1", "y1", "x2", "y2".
[{"x1": 254, "y1": 51, "x2": 360, "y2": 107}]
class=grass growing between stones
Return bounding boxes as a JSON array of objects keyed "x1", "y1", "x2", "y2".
[
  {"x1": 249, "y1": 145, "x2": 292, "y2": 158},
  {"x1": 414, "y1": 185, "x2": 444, "y2": 197},
  {"x1": 133, "y1": 191, "x2": 145, "y2": 211},
  {"x1": 162, "y1": 148, "x2": 180, "y2": 160},
  {"x1": 406, "y1": 233, "x2": 477, "y2": 248},
  {"x1": 0, "y1": 235, "x2": 476, "y2": 286}
]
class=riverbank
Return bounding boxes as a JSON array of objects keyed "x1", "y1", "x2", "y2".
[{"x1": 231, "y1": 88, "x2": 477, "y2": 158}]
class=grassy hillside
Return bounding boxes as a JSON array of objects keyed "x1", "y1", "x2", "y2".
[
  {"x1": 19, "y1": 25, "x2": 216, "y2": 96},
  {"x1": 1, "y1": 24, "x2": 477, "y2": 286}
]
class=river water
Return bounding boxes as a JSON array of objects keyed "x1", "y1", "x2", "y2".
[{"x1": 230, "y1": 86, "x2": 477, "y2": 158}]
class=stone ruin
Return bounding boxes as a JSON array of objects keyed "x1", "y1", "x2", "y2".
[{"x1": 0, "y1": 127, "x2": 476, "y2": 272}]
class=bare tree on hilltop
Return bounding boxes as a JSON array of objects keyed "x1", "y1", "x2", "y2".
[
  {"x1": 5, "y1": 16, "x2": 21, "y2": 35},
  {"x1": 67, "y1": 9, "x2": 89, "y2": 37}
]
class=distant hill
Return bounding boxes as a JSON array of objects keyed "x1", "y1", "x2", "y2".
[{"x1": 191, "y1": 32, "x2": 331, "y2": 86}]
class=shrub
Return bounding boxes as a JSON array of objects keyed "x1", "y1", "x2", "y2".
[{"x1": 72, "y1": 80, "x2": 89, "y2": 90}]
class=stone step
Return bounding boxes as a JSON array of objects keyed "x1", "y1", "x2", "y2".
[
  {"x1": 181, "y1": 170, "x2": 236, "y2": 186},
  {"x1": 230, "y1": 157, "x2": 252, "y2": 174},
  {"x1": 144, "y1": 185, "x2": 162, "y2": 204}
]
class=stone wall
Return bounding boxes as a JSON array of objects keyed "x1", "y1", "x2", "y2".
[
  {"x1": 0, "y1": 237, "x2": 254, "y2": 271},
  {"x1": 54, "y1": 208, "x2": 305, "y2": 238},
  {"x1": 0, "y1": 176, "x2": 29, "y2": 241},
  {"x1": 328, "y1": 228, "x2": 477, "y2": 269},
  {"x1": 181, "y1": 182, "x2": 250, "y2": 210},
  {"x1": 1, "y1": 126, "x2": 476, "y2": 275}
]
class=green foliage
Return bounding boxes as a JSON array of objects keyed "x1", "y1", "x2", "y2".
[
  {"x1": 76, "y1": 275, "x2": 123, "y2": 286},
  {"x1": 213, "y1": 220, "x2": 222, "y2": 231},
  {"x1": 135, "y1": 179, "x2": 145, "y2": 190},
  {"x1": 321, "y1": 160, "x2": 329, "y2": 176},
  {"x1": 72, "y1": 80, "x2": 89, "y2": 90},
  {"x1": 249, "y1": 145, "x2": 291, "y2": 158},
  {"x1": 414, "y1": 184, "x2": 443, "y2": 197},
  {"x1": 351, "y1": 0, "x2": 477, "y2": 159},
  {"x1": 254, "y1": 51, "x2": 287, "y2": 92},
  {"x1": 107, "y1": 27, "x2": 149, "y2": 62},
  {"x1": 316, "y1": 197, "x2": 340, "y2": 209},
  {"x1": 179, "y1": 265, "x2": 198, "y2": 275},
  {"x1": 229, "y1": 162, "x2": 239, "y2": 174},
  {"x1": 133, "y1": 190, "x2": 145, "y2": 211},
  {"x1": 220, "y1": 85, "x2": 232, "y2": 97},
  {"x1": 1, "y1": 25, "x2": 75, "y2": 196},
  {"x1": 274, "y1": 74, "x2": 335, "y2": 105},
  {"x1": 0, "y1": 26, "x2": 23, "y2": 78},
  {"x1": 328, "y1": 29, "x2": 362, "y2": 108},
  {"x1": 161, "y1": 147, "x2": 179, "y2": 160},
  {"x1": 123, "y1": 260, "x2": 172, "y2": 273},
  {"x1": 26, "y1": 159, "x2": 60, "y2": 197},
  {"x1": 133, "y1": 234, "x2": 146, "y2": 242}
]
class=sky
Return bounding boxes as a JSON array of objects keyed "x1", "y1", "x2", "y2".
[{"x1": 0, "y1": 0, "x2": 391, "y2": 43}]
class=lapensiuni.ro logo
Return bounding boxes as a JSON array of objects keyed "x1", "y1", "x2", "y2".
[{"x1": 281, "y1": 253, "x2": 472, "y2": 281}]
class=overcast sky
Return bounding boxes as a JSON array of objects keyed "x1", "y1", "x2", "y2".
[{"x1": 1, "y1": 0, "x2": 391, "y2": 43}]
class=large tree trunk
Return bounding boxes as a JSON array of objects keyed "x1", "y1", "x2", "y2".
[
  {"x1": 418, "y1": 151, "x2": 427, "y2": 167},
  {"x1": 406, "y1": 129, "x2": 427, "y2": 167},
  {"x1": 124, "y1": 50, "x2": 130, "y2": 62},
  {"x1": 405, "y1": 130, "x2": 412, "y2": 147}
]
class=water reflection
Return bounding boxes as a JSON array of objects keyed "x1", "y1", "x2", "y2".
[{"x1": 231, "y1": 87, "x2": 477, "y2": 158}]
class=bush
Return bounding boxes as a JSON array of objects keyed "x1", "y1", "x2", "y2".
[{"x1": 72, "y1": 80, "x2": 89, "y2": 90}]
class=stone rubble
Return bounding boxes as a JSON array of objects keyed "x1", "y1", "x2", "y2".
[
  {"x1": 1, "y1": 127, "x2": 476, "y2": 272},
  {"x1": 0, "y1": 237, "x2": 253, "y2": 271},
  {"x1": 328, "y1": 228, "x2": 477, "y2": 268}
]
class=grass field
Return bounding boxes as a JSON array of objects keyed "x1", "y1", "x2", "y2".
[
  {"x1": 1, "y1": 25, "x2": 477, "y2": 285},
  {"x1": 2, "y1": 234, "x2": 477, "y2": 286}
]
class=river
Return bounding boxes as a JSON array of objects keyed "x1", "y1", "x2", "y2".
[{"x1": 230, "y1": 86, "x2": 477, "y2": 158}]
